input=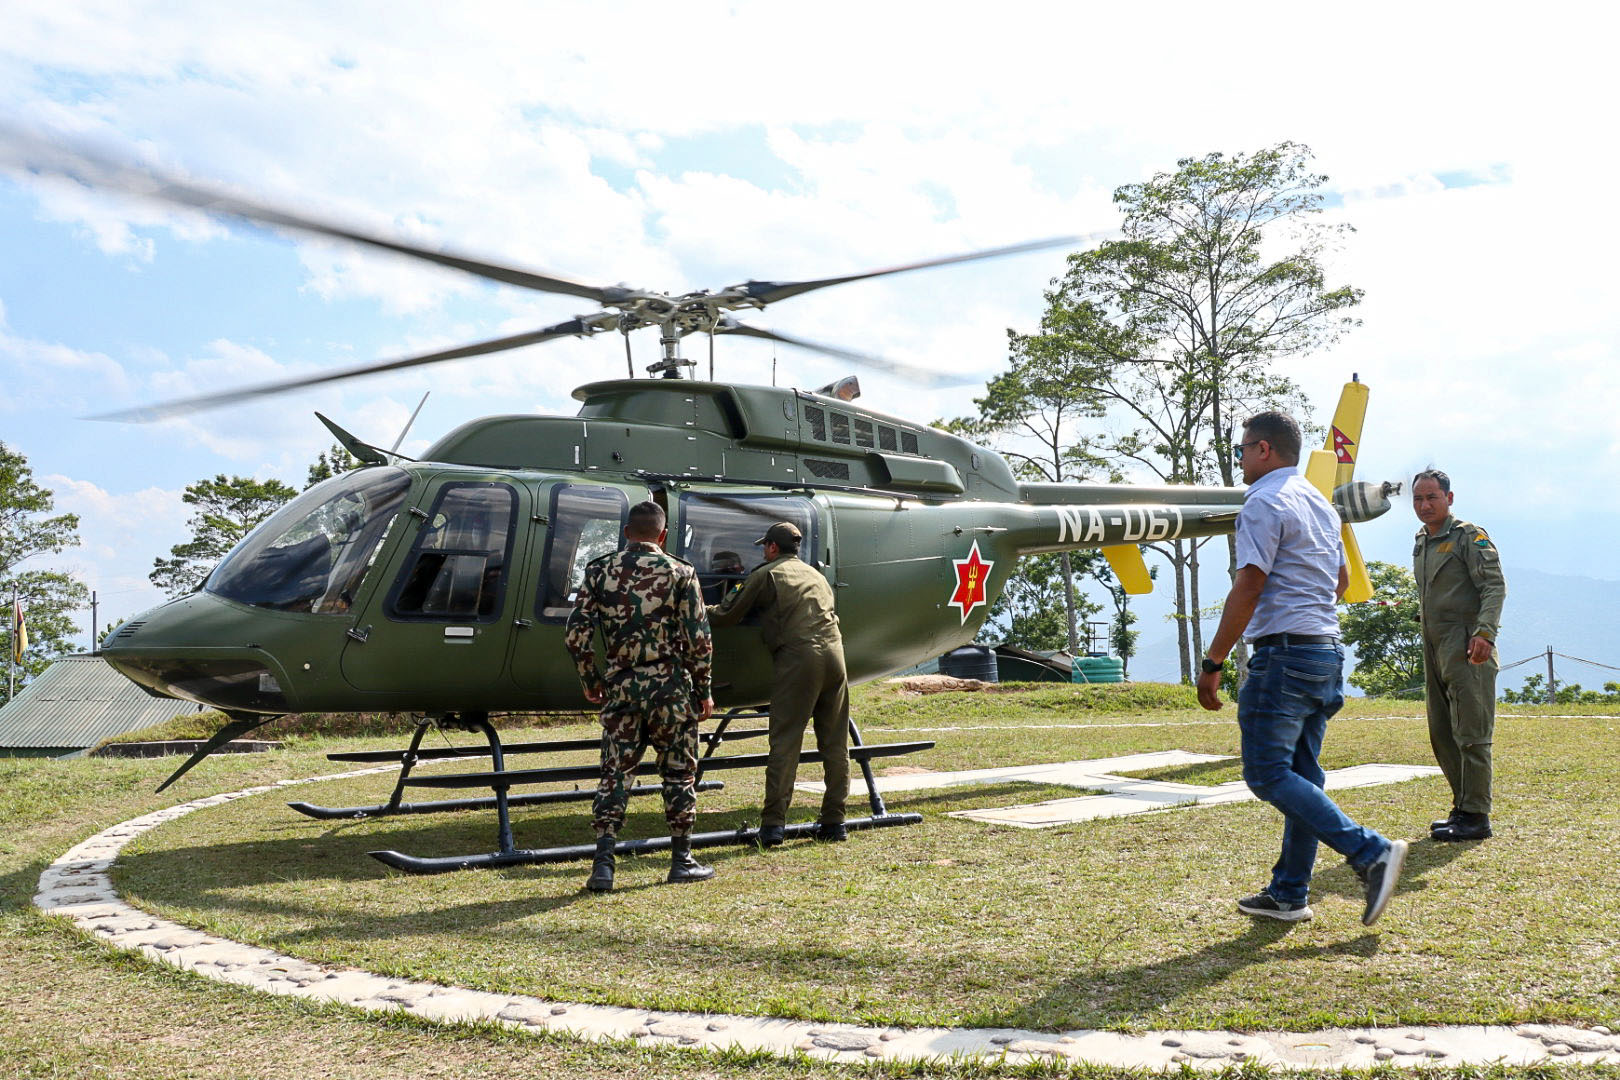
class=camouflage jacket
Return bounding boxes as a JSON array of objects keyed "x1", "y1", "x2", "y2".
[{"x1": 564, "y1": 541, "x2": 713, "y2": 706}]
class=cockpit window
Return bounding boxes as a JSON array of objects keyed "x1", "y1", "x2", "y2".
[
  {"x1": 206, "y1": 467, "x2": 411, "y2": 614},
  {"x1": 538, "y1": 485, "x2": 628, "y2": 621},
  {"x1": 388, "y1": 483, "x2": 517, "y2": 621},
  {"x1": 679, "y1": 493, "x2": 817, "y2": 605}
]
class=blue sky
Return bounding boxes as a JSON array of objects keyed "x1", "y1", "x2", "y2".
[{"x1": 2, "y1": 1, "x2": 1616, "y2": 649}]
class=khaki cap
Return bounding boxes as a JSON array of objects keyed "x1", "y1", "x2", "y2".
[{"x1": 754, "y1": 521, "x2": 802, "y2": 547}]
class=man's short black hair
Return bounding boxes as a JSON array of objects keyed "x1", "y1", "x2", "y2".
[
  {"x1": 625, "y1": 501, "x2": 666, "y2": 539},
  {"x1": 1243, "y1": 411, "x2": 1302, "y2": 464},
  {"x1": 1413, "y1": 468, "x2": 1451, "y2": 493}
]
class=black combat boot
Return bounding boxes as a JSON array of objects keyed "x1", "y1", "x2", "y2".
[
  {"x1": 1432, "y1": 811, "x2": 1492, "y2": 841},
  {"x1": 585, "y1": 834, "x2": 617, "y2": 892},
  {"x1": 667, "y1": 836, "x2": 715, "y2": 884},
  {"x1": 1430, "y1": 808, "x2": 1460, "y2": 834}
]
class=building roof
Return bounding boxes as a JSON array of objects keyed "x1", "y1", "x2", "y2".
[{"x1": 0, "y1": 655, "x2": 199, "y2": 751}]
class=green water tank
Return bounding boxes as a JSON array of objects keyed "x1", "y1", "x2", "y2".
[{"x1": 1072, "y1": 655, "x2": 1125, "y2": 684}]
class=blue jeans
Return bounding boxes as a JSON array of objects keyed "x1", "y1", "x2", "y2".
[{"x1": 1237, "y1": 642, "x2": 1388, "y2": 904}]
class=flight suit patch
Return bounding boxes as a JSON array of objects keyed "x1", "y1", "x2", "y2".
[{"x1": 1436, "y1": 542, "x2": 1453, "y2": 553}]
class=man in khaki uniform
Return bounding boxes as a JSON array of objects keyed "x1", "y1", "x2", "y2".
[
  {"x1": 707, "y1": 521, "x2": 850, "y2": 846},
  {"x1": 1412, "y1": 469, "x2": 1506, "y2": 841}
]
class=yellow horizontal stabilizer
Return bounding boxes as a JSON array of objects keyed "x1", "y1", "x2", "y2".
[
  {"x1": 1341, "y1": 523, "x2": 1372, "y2": 603},
  {"x1": 1326, "y1": 378, "x2": 1369, "y2": 489},
  {"x1": 1102, "y1": 544, "x2": 1153, "y2": 595},
  {"x1": 1303, "y1": 448, "x2": 1337, "y2": 499}
]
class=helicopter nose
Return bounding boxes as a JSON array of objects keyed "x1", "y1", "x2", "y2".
[{"x1": 99, "y1": 593, "x2": 291, "y2": 713}]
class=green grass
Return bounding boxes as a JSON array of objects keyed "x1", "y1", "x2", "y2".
[{"x1": 5, "y1": 684, "x2": 1618, "y2": 1077}]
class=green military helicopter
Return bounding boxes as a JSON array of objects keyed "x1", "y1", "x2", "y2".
[{"x1": 11, "y1": 131, "x2": 1398, "y2": 855}]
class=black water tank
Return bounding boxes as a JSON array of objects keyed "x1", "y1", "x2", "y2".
[{"x1": 939, "y1": 644, "x2": 999, "y2": 682}]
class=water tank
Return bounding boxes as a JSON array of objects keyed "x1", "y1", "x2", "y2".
[
  {"x1": 939, "y1": 644, "x2": 999, "y2": 683},
  {"x1": 1072, "y1": 655, "x2": 1125, "y2": 683}
]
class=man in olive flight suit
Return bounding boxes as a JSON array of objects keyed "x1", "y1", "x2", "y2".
[
  {"x1": 707, "y1": 521, "x2": 851, "y2": 847},
  {"x1": 565, "y1": 500, "x2": 716, "y2": 891},
  {"x1": 1412, "y1": 469, "x2": 1507, "y2": 842}
]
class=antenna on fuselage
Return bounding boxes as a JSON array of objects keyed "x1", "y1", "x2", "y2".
[{"x1": 390, "y1": 392, "x2": 430, "y2": 454}]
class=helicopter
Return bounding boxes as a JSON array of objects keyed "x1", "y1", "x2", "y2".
[{"x1": 8, "y1": 129, "x2": 1399, "y2": 800}]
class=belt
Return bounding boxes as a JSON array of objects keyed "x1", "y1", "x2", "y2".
[{"x1": 1250, "y1": 633, "x2": 1338, "y2": 648}]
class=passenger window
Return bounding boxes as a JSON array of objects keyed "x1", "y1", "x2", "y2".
[
  {"x1": 538, "y1": 485, "x2": 629, "y2": 620},
  {"x1": 679, "y1": 494, "x2": 817, "y2": 605},
  {"x1": 389, "y1": 483, "x2": 516, "y2": 621}
]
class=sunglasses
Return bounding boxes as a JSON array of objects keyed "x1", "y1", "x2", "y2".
[{"x1": 1233, "y1": 439, "x2": 1265, "y2": 462}]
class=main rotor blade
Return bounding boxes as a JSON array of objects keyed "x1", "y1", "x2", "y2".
[
  {"x1": 0, "y1": 124, "x2": 621, "y2": 303},
  {"x1": 736, "y1": 233, "x2": 1113, "y2": 306},
  {"x1": 90, "y1": 317, "x2": 594, "y2": 422},
  {"x1": 715, "y1": 320, "x2": 976, "y2": 388}
]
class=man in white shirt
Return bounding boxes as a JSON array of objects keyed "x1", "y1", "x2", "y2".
[{"x1": 1197, "y1": 410, "x2": 1407, "y2": 927}]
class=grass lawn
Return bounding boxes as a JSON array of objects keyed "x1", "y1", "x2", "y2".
[{"x1": 5, "y1": 683, "x2": 1619, "y2": 1078}]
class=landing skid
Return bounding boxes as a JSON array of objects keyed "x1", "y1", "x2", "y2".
[
  {"x1": 340, "y1": 707, "x2": 930, "y2": 873},
  {"x1": 369, "y1": 814, "x2": 923, "y2": 875}
]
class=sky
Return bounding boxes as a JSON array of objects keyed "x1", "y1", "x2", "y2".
[{"x1": 2, "y1": 1, "x2": 1616, "y2": 654}]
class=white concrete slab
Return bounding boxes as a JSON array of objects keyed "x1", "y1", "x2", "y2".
[
  {"x1": 948, "y1": 761, "x2": 1444, "y2": 827},
  {"x1": 797, "y1": 749, "x2": 1230, "y2": 793}
]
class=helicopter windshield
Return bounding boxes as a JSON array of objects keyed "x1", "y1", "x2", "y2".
[{"x1": 206, "y1": 467, "x2": 411, "y2": 614}]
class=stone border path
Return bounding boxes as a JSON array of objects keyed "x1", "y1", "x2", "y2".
[{"x1": 33, "y1": 769, "x2": 1620, "y2": 1070}]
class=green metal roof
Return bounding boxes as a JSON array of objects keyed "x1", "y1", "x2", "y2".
[{"x1": 0, "y1": 655, "x2": 199, "y2": 751}]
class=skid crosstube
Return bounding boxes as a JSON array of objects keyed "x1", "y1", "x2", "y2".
[
  {"x1": 369, "y1": 814, "x2": 924, "y2": 875},
  {"x1": 287, "y1": 781, "x2": 724, "y2": 821},
  {"x1": 398, "y1": 742, "x2": 934, "y2": 789},
  {"x1": 286, "y1": 708, "x2": 769, "y2": 821}
]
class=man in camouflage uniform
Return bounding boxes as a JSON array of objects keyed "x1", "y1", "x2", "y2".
[
  {"x1": 565, "y1": 500, "x2": 716, "y2": 891},
  {"x1": 1412, "y1": 469, "x2": 1507, "y2": 841},
  {"x1": 708, "y1": 521, "x2": 850, "y2": 847}
]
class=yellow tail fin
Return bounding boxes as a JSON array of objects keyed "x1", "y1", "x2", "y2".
[{"x1": 1318, "y1": 378, "x2": 1374, "y2": 603}]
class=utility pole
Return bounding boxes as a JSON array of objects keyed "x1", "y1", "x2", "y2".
[
  {"x1": 1546, "y1": 646, "x2": 1557, "y2": 704},
  {"x1": 90, "y1": 590, "x2": 99, "y2": 654}
]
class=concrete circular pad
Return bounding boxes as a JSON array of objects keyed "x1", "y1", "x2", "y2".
[{"x1": 34, "y1": 770, "x2": 1620, "y2": 1070}]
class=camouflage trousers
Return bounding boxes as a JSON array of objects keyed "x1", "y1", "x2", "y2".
[{"x1": 593, "y1": 699, "x2": 701, "y2": 838}]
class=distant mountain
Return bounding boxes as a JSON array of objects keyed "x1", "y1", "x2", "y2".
[{"x1": 1118, "y1": 565, "x2": 1620, "y2": 695}]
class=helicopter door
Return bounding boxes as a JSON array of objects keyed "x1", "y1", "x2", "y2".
[
  {"x1": 677, "y1": 491, "x2": 821, "y2": 701},
  {"x1": 340, "y1": 478, "x2": 526, "y2": 697},
  {"x1": 509, "y1": 481, "x2": 637, "y2": 693}
]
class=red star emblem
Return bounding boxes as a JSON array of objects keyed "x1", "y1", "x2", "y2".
[
  {"x1": 949, "y1": 540, "x2": 994, "y2": 624},
  {"x1": 1331, "y1": 426, "x2": 1356, "y2": 465}
]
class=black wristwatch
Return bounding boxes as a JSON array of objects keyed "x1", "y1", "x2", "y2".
[{"x1": 1200, "y1": 657, "x2": 1224, "y2": 674}]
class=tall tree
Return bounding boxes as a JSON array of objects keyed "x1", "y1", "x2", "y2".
[
  {"x1": 1, "y1": 442, "x2": 88, "y2": 702},
  {"x1": 1338, "y1": 561, "x2": 1425, "y2": 697},
  {"x1": 150, "y1": 474, "x2": 299, "y2": 598},
  {"x1": 1016, "y1": 141, "x2": 1360, "y2": 677}
]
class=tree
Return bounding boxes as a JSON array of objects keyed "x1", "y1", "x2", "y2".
[
  {"x1": 1, "y1": 442, "x2": 88, "y2": 703},
  {"x1": 976, "y1": 551, "x2": 1104, "y2": 653},
  {"x1": 1014, "y1": 141, "x2": 1361, "y2": 678},
  {"x1": 150, "y1": 474, "x2": 299, "y2": 598},
  {"x1": 1338, "y1": 561, "x2": 1425, "y2": 697},
  {"x1": 305, "y1": 443, "x2": 360, "y2": 489},
  {"x1": 1503, "y1": 674, "x2": 1620, "y2": 705}
]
